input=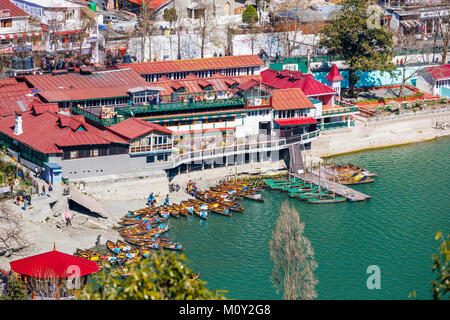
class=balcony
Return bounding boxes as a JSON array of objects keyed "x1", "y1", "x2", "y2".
[
  {"x1": 171, "y1": 130, "x2": 320, "y2": 167},
  {"x1": 116, "y1": 97, "x2": 245, "y2": 116}
]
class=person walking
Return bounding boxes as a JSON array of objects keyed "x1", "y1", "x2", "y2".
[
  {"x1": 164, "y1": 194, "x2": 169, "y2": 206},
  {"x1": 48, "y1": 184, "x2": 53, "y2": 197},
  {"x1": 42, "y1": 184, "x2": 46, "y2": 196},
  {"x1": 65, "y1": 211, "x2": 72, "y2": 227},
  {"x1": 34, "y1": 167, "x2": 38, "y2": 178},
  {"x1": 155, "y1": 193, "x2": 160, "y2": 206}
]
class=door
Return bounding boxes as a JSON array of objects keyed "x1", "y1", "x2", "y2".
[{"x1": 224, "y1": 2, "x2": 230, "y2": 16}]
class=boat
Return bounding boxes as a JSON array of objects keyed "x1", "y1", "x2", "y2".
[
  {"x1": 106, "y1": 240, "x2": 122, "y2": 254},
  {"x1": 241, "y1": 193, "x2": 265, "y2": 202},
  {"x1": 116, "y1": 240, "x2": 131, "y2": 252},
  {"x1": 307, "y1": 196, "x2": 347, "y2": 203}
]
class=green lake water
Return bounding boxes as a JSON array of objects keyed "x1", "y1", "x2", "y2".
[{"x1": 165, "y1": 137, "x2": 450, "y2": 300}]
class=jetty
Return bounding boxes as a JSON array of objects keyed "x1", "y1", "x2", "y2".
[
  {"x1": 292, "y1": 171, "x2": 371, "y2": 202},
  {"x1": 287, "y1": 144, "x2": 371, "y2": 202}
]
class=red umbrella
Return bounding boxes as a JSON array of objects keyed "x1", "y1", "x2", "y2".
[{"x1": 10, "y1": 245, "x2": 99, "y2": 278}]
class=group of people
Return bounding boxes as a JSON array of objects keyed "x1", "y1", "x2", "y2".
[
  {"x1": 14, "y1": 194, "x2": 31, "y2": 211},
  {"x1": 184, "y1": 91, "x2": 237, "y2": 104},
  {"x1": 147, "y1": 193, "x2": 170, "y2": 207},
  {"x1": 186, "y1": 181, "x2": 197, "y2": 197}
]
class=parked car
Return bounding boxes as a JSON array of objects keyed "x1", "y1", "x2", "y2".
[{"x1": 104, "y1": 15, "x2": 118, "y2": 24}]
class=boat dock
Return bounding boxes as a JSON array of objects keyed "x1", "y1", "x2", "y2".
[{"x1": 291, "y1": 171, "x2": 372, "y2": 202}]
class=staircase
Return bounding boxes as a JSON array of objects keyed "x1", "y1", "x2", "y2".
[{"x1": 289, "y1": 143, "x2": 305, "y2": 175}]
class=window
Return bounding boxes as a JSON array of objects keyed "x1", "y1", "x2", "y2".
[
  {"x1": 146, "y1": 155, "x2": 155, "y2": 163},
  {"x1": 70, "y1": 151, "x2": 77, "y2": 159},
  {"x1": 1, "y1": 19, "x2": 12, "y2": 28}
]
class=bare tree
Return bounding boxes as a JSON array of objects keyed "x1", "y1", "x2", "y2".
[
  {"x1": 437, "y1": 0, "x2": 450, "y2": 64},
  {"x1": 0, "y1": 203, "x2": 28, "y2": 257},
  {"x1": 190, "y1": 3, "x2": 218, "y2": 58},
  {"x1": 136, "y1": 1, "x2": 156, "y2": 62},
  {"x1": 275, "y1": 0, "x2": 308, "y2": 58},
  {"x1": 270, "y1": 200, "x2": 318, "y2": 300}
]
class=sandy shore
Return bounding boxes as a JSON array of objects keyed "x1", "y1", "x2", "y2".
[{"x1": 310, "y1": 110, "x2": 450, "y2": 158}]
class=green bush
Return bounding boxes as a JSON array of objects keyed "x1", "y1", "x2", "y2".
[
  {"x1": 242, "y1": 5, "x2": 258, "y2": 25},
  {"x1": 78, "y1": 251, "x2": 227, "y2": 300}
]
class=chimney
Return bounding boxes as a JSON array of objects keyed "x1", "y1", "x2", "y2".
[{"x1": 14, "y1": 112, "x2": 23, "y2": 135}]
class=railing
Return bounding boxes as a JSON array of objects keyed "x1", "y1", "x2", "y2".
[
  {"x1": 320, "y1": 120, "x2": 355, "y2": 131},
  {"x1": 117, "y1": 97, "x2": 245, "y2": 116},
  {"x1": 171, "y1": 130, "x2": 320, "y2": 167},
  {"x1": 130, "y1": 144, "x2": 172, "y2": 154},
  {"x1": 322, "y1": 106, "x2": 359, "y2": 116},
  {"x1": 246, "y1": 96, "x2": 271, "y2": 108},
  {"x1": 72, "y1": 105, "x2": 122, "y2": 126}
]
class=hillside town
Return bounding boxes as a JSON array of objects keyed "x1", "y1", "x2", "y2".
[{"x1": 0, "y1": 0, "x2": 448, "y2": 303}]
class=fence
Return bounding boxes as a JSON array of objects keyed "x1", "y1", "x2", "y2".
[{"x1": 367, "y1": 106, "x2": 450, "y2": 122}]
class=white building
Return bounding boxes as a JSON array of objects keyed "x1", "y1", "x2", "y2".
[
  {"x1": 0, "y1": 0, "x2": 42, "y2": 54},
  {"x1": 10, "y1": 0, "x2": 84, "y2": 52},
  {"x1": 416, "y1": 64, "x2": 450, "y2": 98}
]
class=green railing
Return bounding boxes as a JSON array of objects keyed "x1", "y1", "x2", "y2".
[
  {"x1": 320, "y1": 120, "x2": 355, "y2": 131},
  {"x1": 72, "y1": 105, "x2": 122, "y2": 126},
  {"x1": 117, "y1": 97, "x2": 245, "y2": 116},
  {"x1": 322, "y1": 106, "x2": 359, "y2": 116}
]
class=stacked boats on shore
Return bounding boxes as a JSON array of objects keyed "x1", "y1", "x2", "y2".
[
  {"x1": 324, "y1": 163, "x2": 377, "y2": 185},
  {"x1": 263, "y1": 163, "x2": 376, "y2": 203}
]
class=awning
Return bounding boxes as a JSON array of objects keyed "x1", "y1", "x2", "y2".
[
  {"x1": 399, "y1": 20, "x2": 422, "y2": 29},
  {"x1": 274, "y1": 117, "x2": 318, "y2": 126},
  {"x1": 0, "y1": 32, "x2": 42, "y2": 40},
  {"x1": 10, "y1": 246, "x2": 98, "y2": 278},
  {"x1": 54, "y1": 29, "x2": 82, "y2": 36}
]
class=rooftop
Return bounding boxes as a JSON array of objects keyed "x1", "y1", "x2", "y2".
[
  {"x1": 118, "y1": 55, "x2": 265, "y2": 75},
  {"x1": 108, "y1": 118, "x2": 173, "y2": 140},
  {"x1": 0, "y1": 0, "x2": 29, "y2": 18},
  {"x1": 272, "y1": 88, "x2": 315, "y2": 110},
  {"x1": 12, "y1": 0, "x2": 83, "y2": 8},
  {"x1": 261, "y1": 69, "x2": 336, "y2": 96},
  {"x1": 0, "y1": 111, "x2": 127, "y2": 154},
  {"x1": 425, "y1": 64, "x2": 450, "y2": 81}
]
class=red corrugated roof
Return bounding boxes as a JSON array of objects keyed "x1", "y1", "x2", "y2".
[
  {"x1": 24, "y1": 68, "x2": 149, "y2": 102},
  {"x1": 261, "y1": 69, "x2": 336, "y2": 96},
  {"x1": 118, "y1": 55, "x2": 264, "y2": 75},
  {"x1": 154, "y1": 75, "x2": 260, "y2": 96},
  {"x1": 108, "y1": 118, "x2": 172, "y2": 140},
  {"x1": 425, "y1": 64, "x2": 450, "y2": 80},
  {"x1": 0, "y1": 84, "x2": 35, "y2": 117},
  {"x1": 274, "y1": 117, "x2": 318, "y2": 126},
  {"x1": 0, "y1": 111, "x2": 128, "y2": 154},
  {"x1": 326, "y1": 64, "x2": 344, "y2": 81},
  {"x1": 272, "y1": 88, "x2": 314, "y2": 110},
  {"x1": 0, "y1": 0, "x2": 29, "y2": 18},
  {"x1": 30, "y1": 101, "x2": 60, "y2": 114},
  {"x1": 126, "y1": 0, "x2": 170, "y2": 9},
  {"x1": 238, "y1": 79, "x2": 260, "y2": 91}
]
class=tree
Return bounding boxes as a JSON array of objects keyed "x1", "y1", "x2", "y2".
[
  {"x1": 0, "y1": 203, "x2": 27, "y2": 257},
  {"x1": 270, "y1": 201, "x2": 318, "y2": 300},
  {"x1": 136, "y1": 1, "x2": 156, "y2": 62},
  {"x1": 163, "y1": 8, "x2": 178, "y2": 28},
  {"x1": 242, "y1": 5, "x2": 259, "y2": 26},
  {"x1": 79, "y1": 251, "x2": 227, "y2": 300},
  {"x1": 431, "y1": 232, "x2": 449, "y2": 300},
  {"x1": 274, "y1": 0, "x2": 309, "y2": 58},
  {"x1": 319, "y1": 0, "x2": 395, "y2": 97}
]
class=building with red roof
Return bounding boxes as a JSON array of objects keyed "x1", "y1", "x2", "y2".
[
  {"x1": 416, "y1": 64, "x2": 450, "y2": 98},
  {"x1": 0, "y1": 109, "x2": 128, "y2": 168},
  {"x1": 260, "y1": 69, "x2": 337, "y2": 106},
  {"x1": 119, "y1": 55, "x2": 265, "y2": 82}
]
